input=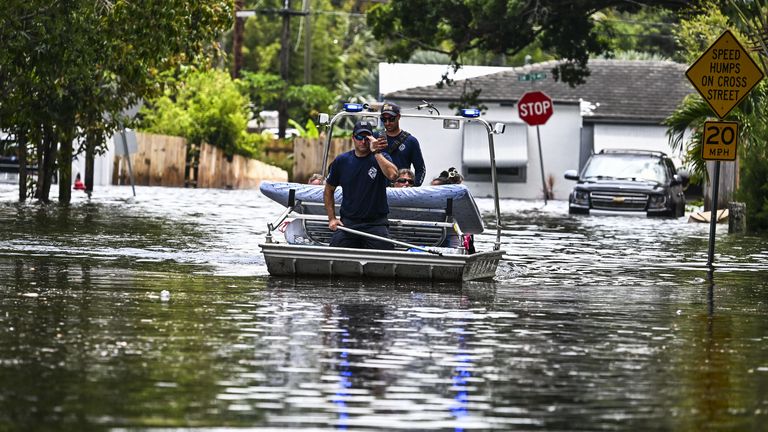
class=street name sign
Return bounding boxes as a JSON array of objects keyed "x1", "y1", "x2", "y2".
[
  {"x1": 517, "y1": 72, "x2": 547, "y2": 82},
  {"x1": 686, "y1": 29, "x2": 764, "y2": 119},
  {"x1": 518, "y1": 91, "x2": 553, "y2": 126},
  {"x1": 702, "y1": 120, "x2": 738, "y2": 161}
]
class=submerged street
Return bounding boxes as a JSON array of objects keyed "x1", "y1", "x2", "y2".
[{"x1": 1, "y1": 184, "x2": 767, "y2": 430}]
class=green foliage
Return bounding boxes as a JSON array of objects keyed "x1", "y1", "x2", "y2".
[
  {"x1": 736, "y1": 140, "x2": 768, "y2": 232},
  {"x1": 673, "y1": 2, "x2": 732, "y2": 63},
  {"x1": 238, "y1": 0, "x2": 352, "y2": 88},
  {"x1": 140, "y1": 69, "x2": 263, "y2": 159},
  {"x1": 286, "y1": 85, "x2": 338, "y2": 124},
  {"x1": 288, "y1": 119, "x2": 320, "y2": 139},
  {"x1": 666, "y1": 1, "x2": 768, "y2": 232},
  {"x1": 0, "y1": 0, "x2": 232, "y2": 203},
  {"x1": 594, "y1": 6, "x2": 680, "y2": 59},
  {"x1": 734, "y1": 82, "x2": 768, "y2": 232},
  {"x1": 367, "y1": 0, "x2": 691, "y2": 89},
  {"x1": 240, "y1": 71, "x2": 337, "y2": 127},
  {"x1": 234, "y1": 0, "x2": 382, "y2": 128},
  {"x1": 664, "y1": 94, "x2": 712, "y2": 183}
]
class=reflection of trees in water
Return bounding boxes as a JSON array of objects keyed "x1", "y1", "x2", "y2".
[
  {"x1": 1, "y1": 256, "x2": 88, "y2": 430},
  {"x1": 0, "y1": 255, "x2": 254, "y2": 429}
]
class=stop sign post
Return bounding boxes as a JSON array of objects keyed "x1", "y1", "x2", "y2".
[{"x1": 517, "y1": 91, "x2": 554, "y2": 204}]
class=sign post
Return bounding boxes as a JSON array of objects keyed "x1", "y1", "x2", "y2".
[
  {"x1": 114, "y1": 129, "x2": 138, "y2": 197},
  {"x1": 517, "y1": 91, "x2": 554, "y2": 204},
  {"x1": 685, "y1": 30, "x2": 764, "y2": 267}
]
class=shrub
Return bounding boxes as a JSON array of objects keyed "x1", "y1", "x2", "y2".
[{"x1": 140, "y1": 69, "x2": 264, "y2": 159}]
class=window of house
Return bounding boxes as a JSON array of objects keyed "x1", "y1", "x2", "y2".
[{"x1": 462, "y1": 122, "x2": 527, "y2": 182}]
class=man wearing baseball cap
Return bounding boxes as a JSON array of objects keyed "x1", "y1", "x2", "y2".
[
  {"x1": 371, "y1": 102, "x2": 426, "y2": 186},
  {"x1": 324, "y1": 119, "x2": 399, "y2": 249}
]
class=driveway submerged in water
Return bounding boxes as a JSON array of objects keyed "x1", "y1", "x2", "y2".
[{"x1": 1, "y1": 184, "x2": 766, "y2": 430}]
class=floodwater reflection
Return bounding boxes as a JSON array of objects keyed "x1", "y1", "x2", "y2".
[{"x1": 1, "y1": 184, "x2": 767, "y2": 430}]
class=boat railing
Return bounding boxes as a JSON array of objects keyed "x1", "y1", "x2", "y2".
[
  {"x1": 316, "y1": 105, "x2": 504, "y2": 251},
  {"x1": 266, "y1": 201, "x2": 467, "y2": 253}
]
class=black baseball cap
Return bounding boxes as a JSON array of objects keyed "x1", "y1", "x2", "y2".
[
  {"x1": 352, "y1": 120, "x2": 375, "y2": 136},
  {"x1": 380, "y1": 102, "x2": 400, "y2": 117}
]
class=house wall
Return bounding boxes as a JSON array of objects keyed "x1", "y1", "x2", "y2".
[
  {"x1": 71, "y1": 136, "x2": 116, "y2": 187},
  {"x1": 592, "y1": 123, "x2": 680, "y2": 164},
  {"x1": 390, "y1": 100, "x2": 582, "y2": 200}
]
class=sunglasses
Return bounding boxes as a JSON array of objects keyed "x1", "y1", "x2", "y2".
[
  {"x1": 380, "y1": 116, "x2": 397, "y2": 123},
  {"x1": 353, "y1": 133, "x2": 371, "y2": 140},
  {"x1": 396, "y1": 178, "x2": 413, "y2": 185}
]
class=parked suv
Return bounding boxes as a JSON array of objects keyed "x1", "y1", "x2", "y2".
[{"x1": 564, "y1": 149, "x2": 687, "y2": 217}]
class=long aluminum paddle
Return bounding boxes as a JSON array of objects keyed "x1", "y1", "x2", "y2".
[{"x1": 335, "y1": 225, "x2": 443, "y2": 256}]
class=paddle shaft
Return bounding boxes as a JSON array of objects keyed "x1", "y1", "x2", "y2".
[{"x1": 335, "y1": 225, "x2": 442, "y2": 256}]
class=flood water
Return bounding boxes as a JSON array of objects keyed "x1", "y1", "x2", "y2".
[{"x1": 1, "y1": 184, "x2": 767, "y2": 431}]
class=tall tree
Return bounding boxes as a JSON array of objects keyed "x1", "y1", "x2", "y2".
[{"x1": 0, "y1": 0, "x2": 232, "y2": 204}]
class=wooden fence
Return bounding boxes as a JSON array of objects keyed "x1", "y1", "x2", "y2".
[
  {"x1": 292, "y1": 136, "x2": 352, "y2": 183},
  {"x1": 114, "y1": 132, "x2": 288, "y2": 189},
  {"x1": 113, "y1": 132, "x2": 186, "y2": 187},
  {"x1": 704, "y1": 158, "x2": 738, "y2": 210},
  {"x1": 196, "y1": 143, "x2": 287, "y2": 189}
]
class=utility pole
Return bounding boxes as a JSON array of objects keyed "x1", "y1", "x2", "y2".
[
  {"x1": 232, "y1": 0, "x2": 245, "y2": 79},
  {"x1": 235, "y1": 1, "x2": 308, "y2": 138},
  {"x1": 277, "y1": 0, "x2": 292, "y2": 139},
  {"x1": 303, "y1": 0, "x2": 311, "y2": 84}
]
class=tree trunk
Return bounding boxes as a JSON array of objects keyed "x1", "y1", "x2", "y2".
[
  {"x1": 38, "y1": 125, "x2": 56, "y2": 204},
  {"x1": 17, "y1": 129, "x2": 27, "y2": 202},
  {"x1": 35, "y1": 129, "x2": 45, "y2": 201},
  {"x1": 85, "y1": 132, "x2": 97, "y2": 195},
  {"x1": 58, "y1": 135, "x2": 73, "y2": 204}
]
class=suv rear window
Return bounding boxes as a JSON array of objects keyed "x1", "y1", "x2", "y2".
[{"x1": 582, "y1": 154, "x2": 668, "y2": 183}]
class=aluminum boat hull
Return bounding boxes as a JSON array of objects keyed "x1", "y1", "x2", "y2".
[{"x1": 260, "y1": 243, "x2": 504, "y2": 281}]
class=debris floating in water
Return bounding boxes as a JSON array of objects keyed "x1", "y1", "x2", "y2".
[{"x1": 160, "y1": 290, "x2": 171, "y2": 302}]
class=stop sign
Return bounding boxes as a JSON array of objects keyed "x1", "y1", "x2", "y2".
[{"x1": 517, "y1": 91, "x2": 553, "y2": 126}]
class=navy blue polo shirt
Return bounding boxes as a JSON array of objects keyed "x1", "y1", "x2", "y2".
[
  {"x1": 327, "y1": 150, "x2": 393, "y2": 220},
  {"x1": 385, "y1": 132, "x2": 426, "y2": 186}
]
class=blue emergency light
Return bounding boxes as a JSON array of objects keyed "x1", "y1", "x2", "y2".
[
  {"x1": 343, "y1": 103, "x2": 364, "y2": 112},
  {"x1": 460, "y1": 108, "x2": 481, "y2": 118}
]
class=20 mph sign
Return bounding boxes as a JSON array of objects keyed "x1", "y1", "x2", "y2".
[{"x1": 518, "y1": 91, "x2": 553, "y2": 126}]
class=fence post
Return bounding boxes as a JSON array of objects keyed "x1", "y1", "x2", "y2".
[{"x1": 728, "y1": 202, "x2": 746, "y2": 234}]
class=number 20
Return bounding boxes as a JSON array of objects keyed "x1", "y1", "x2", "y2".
[{"x1": 705, "y1": 124, "x2": 735, "y2": 145}]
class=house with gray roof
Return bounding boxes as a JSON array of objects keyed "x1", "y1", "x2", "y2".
[{"x1": 383, "y1": 59, "x2": 694, "y2": 200}]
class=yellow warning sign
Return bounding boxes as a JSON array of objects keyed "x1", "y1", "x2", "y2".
[
  {"x1": 686, "y1": 30, "x2": 764, "y2": 119},
  {"x1": 702, "y1": 120, "x2": 738, "y2": 161}
]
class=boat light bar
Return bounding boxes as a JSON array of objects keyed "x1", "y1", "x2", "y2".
[
  {"x1": 460, "y1": 108, "x2": 481, "y2": 118},
  {"x1": 343, "y1": 103, "x2": 364, "y2": 112}
]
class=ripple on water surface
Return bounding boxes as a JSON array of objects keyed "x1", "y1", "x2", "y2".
[{"x1": 1, "y1": 184, "x2": 767, "y2": 430}]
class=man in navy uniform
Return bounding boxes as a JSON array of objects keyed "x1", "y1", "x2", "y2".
[
  {"x1": 324, "y1": 119, "x2": 399, "y2": 249},
  {"x1": 371, "y1": 102, "x2": 426, "y2": 186}
]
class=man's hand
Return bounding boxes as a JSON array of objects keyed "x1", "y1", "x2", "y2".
[
  {"x1": 328, "y1": 218, "x2": 343, "y2": 231},
  {"x1": 371, "y1": 136, "x2": 387, "y2": 153}
]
